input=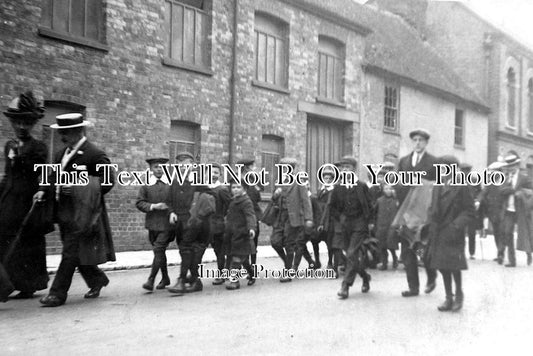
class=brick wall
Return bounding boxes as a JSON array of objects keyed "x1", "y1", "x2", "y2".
[{"x1": 0, "y1": 0, "x2": 366, "y2": 253}]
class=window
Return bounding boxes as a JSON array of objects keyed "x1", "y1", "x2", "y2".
[
  {"x1": 507, "y1": 67, "x2": 518, "y2": 128},
  {"x1": 261, "y1": 135, "x2": 284, "y2": 194},
  {"x1": 528, "y1": 78, "x2": 533, "y2": 132},
  {"x1": 384, "y1": 86, "x2": 399, "y2": 130},
  {"x1": 317, "y1": 36, "x2": 345, "y2": 103},
  {"x1": 40, "y1": 0, "x2": 106, "y2": 49},
  {"x1": 454, "y1": 109, "x2": 465, "y2": 147},
  {"x1": 164, "y1": 0, "x2": 212, "y2": 72},
  {"x1": 169, "y1": 121, "x2": 201, "y2": 163},
  {"x1": 254, "y1": 13, "x2": 289, "y2": 89},
  {"x1": 41, "y1": 101, "x2": 86, "y2": 162}
]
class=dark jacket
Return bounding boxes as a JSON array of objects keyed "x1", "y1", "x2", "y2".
[
  {"x1": 0, "y1": 138, "x2": 47, "y2": 236},
  {"x1": 209, "y1": 185, "x2": 231, "y2": 235},
  {"x1": 329, "y1": 183, "x2": 373, "y2": 222},
  {"x1": 136, "y1": 180, "x2": 171, "y2": 231},
  {"x1": 225, "y1": 193, "x2": 257, "y2": 256},
  {"x1": 167, "y1": 179, "x2": 195, "y2": 221},
  {"x1": 396, "y1": 151, "x2": 437, "y2": 204},
  {"x1": 501, "y1": 172, "x2": 533, "y2": 253},
  {"x1": 478, "y1": 184, "x2": 504, "y2": 223},
  {"x1": 45, "y1": 140, "x2": 116, "y2": 265},
  {"x1": 274, "y1": 183, "x2": 313, "y2": 228},
  {"x1": 243, "y1": 182, "x2": 263, "y2": 220},
  {"x1": 427, "y1": 184, "x2": 475, "y2": 271}
]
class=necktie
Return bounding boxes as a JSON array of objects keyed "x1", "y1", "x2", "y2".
[{"x1": 416, "y1": 154, "x2": 421, "y2": 165}]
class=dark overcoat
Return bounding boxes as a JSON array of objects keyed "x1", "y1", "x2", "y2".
[
  {"x1": 225, "y1": 193, "x2": 257, "y2": 256},
  {"x1": 45, "y1": 140, "x2": 115, "y2": 265},
  {"x1": 427, "y1": 184, "x2": 475, "y2": 271},
  {"x1": 501, "y1": 173, "x2": 533, "y2": 253},
  {"x1": 0, "y1": 137, "x2": 49, "y2": 292}
]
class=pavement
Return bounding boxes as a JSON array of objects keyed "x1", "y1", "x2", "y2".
[{"x1": 46, "y1": 246, "x2": 280, "y2": 273}]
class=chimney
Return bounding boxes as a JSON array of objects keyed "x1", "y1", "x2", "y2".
[{"x1": 369, "y1": 0, "x2": 428, "y2": 34}]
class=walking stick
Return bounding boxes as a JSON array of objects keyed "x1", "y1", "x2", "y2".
[{"x1": 2, "y1": 201, "x2": 37, "y2": 265}]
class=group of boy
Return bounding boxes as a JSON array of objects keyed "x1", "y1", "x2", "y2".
[{"x1": 136, "y1": 153, "x2": 261, "y2": 293}]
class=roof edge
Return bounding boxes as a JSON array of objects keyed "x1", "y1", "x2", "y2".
[
  {"x1": 281, "y1": 0, "x2": 373, "y2": 36},
  {"x1": 363, "y1": 64, "x2": 491, "y2": 114}
]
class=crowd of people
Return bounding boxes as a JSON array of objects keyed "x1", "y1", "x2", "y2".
[{"x1": 1, "y1": 91, "x2": 533, "y2": 313}]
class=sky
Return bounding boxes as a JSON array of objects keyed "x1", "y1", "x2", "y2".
[{"x1": 353, "y1": 0, "x2": 533, "y2": 49}]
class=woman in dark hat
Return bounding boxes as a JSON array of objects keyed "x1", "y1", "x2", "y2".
[{"x1": 0, "y1": 91, "x2": 49, "y2": 299}]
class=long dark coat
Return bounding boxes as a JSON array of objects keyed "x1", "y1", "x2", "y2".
[
  {"x1": 0, "y1": 137, "x2": 49, "y2": 292},
  {"x1": 427, "y1": 184, "x2": 475, "y2": 271},
  {"x1": 44, "y1": 140, "x2": 115, "y2": 265},
  {"x1": 225, "y1": 193, "x2": 257, "y2": 256}
]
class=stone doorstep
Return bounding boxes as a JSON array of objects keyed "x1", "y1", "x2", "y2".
[{"x1": 46, "y1": 246, "x2": 281, "y2": 275}]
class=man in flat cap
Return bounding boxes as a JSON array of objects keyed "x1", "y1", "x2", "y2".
[
  {"x1": 1, "y1": 91, "x2": 49, "y2": 299},
  {"x1": 36, "y1": 113, "x2": 115, "y2": 307},
  {"x1": 500, "y1": 154, "x2": 533, "y2": 267},
  {"x1": 478, "y1": 161, "x2": 506, "y2": 263},
  {"x1": 397, "y1": 128, "x2": 438, "y2": 297},
  {"x1": 332, "y1": 156, "x2": 374, "y2": 299},
  {"x1": 270, "y1": 157, "x2": 313, "y2": 282},
  {"x1": 236, "y1": 157, "x2": 263, "y2": 267},
  {"x1": 136, "y1": 157, "x2": 172, "y2": 291}
]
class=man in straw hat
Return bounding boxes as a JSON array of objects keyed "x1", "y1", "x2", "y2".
[
  {"x1": 35, "y1": 113, "x2": 116, "y2": 307},
  {"x1": 500, "y1": 153, "x2": 533, "y2": 267},
  {"x1": 0, "y1": 91, "x2": 49, "y2": 299}
]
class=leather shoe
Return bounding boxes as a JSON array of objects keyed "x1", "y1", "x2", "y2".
[
  {"x1": 337, "y1": 282, "x2": 349, "y2": 299},
  {"x1": 168, "y1": 278, "x2": 186, "y2": 294},
  {"x1": 226, "y1": 281, "x2": 240, "y2": 290},
  {"x1": 247, "y1": 277, "x2": 256, "y2": 286},
  {"x1": 437, "y1": 297, "x2": 453, "y2": 312},
  {"x1": 424, "y1": 282, "x2": 436, "y2": 294},
  {"x1": 361, "y1": 274, "x2": 371, "y2": 293},
  {"x1": 85, "y1": 285, "x2": 105, "y2": 299},
  {"x1": 156, "y1": 277, "x2": 170, "y2": 290},
  {"x1": 505, "y1": 263, "x2": 516, "y2": 268},
  {"x1": 279, "y1": 276, "x2": 292, "y2": 283},
  {"x1": 142, "y1": 277, "x2": 155, "y2": 292},
  {"x1": 401, "y1": 289, "x2": 419, "y2": 297},
  {"x1": 185, "y1": 279, "x2": 203, "y2": 293},
  {"x1": 452, "y1": 293, "x2": 463, "y2": 312},
  {"x1": 40, "y1": 295, "x2": 65, "y2": 307},
  {"x1": 12, "y1": 291, "x2": 35, "y2": 299},
  {"x1": 212, "y1": 278, "x2": 225, "y2": 285}
]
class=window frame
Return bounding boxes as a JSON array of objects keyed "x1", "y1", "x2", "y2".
[
  {"x1": 162, "y1": 0, "x2": 213, "y2": 75},
  {"x1": 38, "y1": 0, "x2": 108, "y2": 52},
  {"x1": 316, "y1": 36, "x2": 345, "y2": 105},
  {"x1": 383, "y1": 84, "x2": 400, "y2": 133},
  {"x1": 261, "y1": 134, "x2": 284, "y2": 195},
  {"x1": 168, "y1": 120, "x2": 201, "y2": 164},
  {"x1": 506, "y1": 66, "x2": 518, "y2": 129},
  {"x1": 253, "y1": 12, "x2": 289, "y2": 92},
  {"x1": 454, "y1": 108, "x2": 465, "y2": 149}
]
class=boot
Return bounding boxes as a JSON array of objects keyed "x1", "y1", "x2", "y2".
[
  {"x1": 142, "y1": 277, "x2": 155, "y2": 291},
  {"x1": 212, "y1": 278, "x2": 225, "y2": 285},
  {"x1": 438, "y1": 295, "x2": 454, "y2": 312},
  {"x1": 337, "y1": 282, "x2": 349, "y2": 299},
  {"x1": 185, "y1": 279, "x2": 203, "y2": 293},
  {"x1": 452, "y1": 292, "x2": 463, "y2": 312},
  {"x1": 156, "y1": 276, "x2": 170, "y2": 290},
  {"x1": 226, "y1": 280, "x2": 240, "y2": 290},
  {"x1": 168, "y1": 278, "x2": 186, "y2": 294},
  {"x1": 361, "y1": 273, "x2": 371, "y2": 293}
]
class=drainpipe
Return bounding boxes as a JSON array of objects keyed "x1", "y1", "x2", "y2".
[{"x1": 228, "y1": 0, "x2": 239, "y2": 164}]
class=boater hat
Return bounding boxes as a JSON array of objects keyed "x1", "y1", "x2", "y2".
[
  {"x1": 50, "y1": 113, "x2": 90, "y2": 129},
  {"x1": 504, "y1": 154, "x2": 521, "y2": 167},
  {"x1": 409, "y1": 128, "x2": 430, "y2": 140},
  {"x1": 3, "y1": 91, "x2": 45, "y2": 121}
]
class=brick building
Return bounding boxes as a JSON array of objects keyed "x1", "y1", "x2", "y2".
[
  {"x1": 0, "y1": 0, "x2": 489, "y2": 253},
  {"x1": 376, "y1": 0, "x2": 533, "y2": 173}
]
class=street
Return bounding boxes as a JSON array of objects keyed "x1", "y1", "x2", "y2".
[{"x1": 2, "y1": 250, "x2": 533, "y2": 356}]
